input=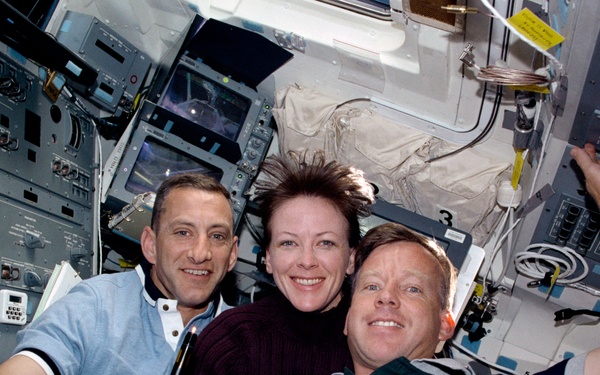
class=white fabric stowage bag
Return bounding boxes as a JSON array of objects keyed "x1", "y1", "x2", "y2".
[
  {"x1": 330, "y1": 107, "x2": 431, "y2": 209},
  {"x1": 405, "y1": 141, "x2": 511, "y2": 245},
  {"x1": 271, "y1": 84, "x2": 339, "y2": 157}
]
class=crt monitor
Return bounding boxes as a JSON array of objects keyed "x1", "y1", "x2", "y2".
[
  {"x1": 104, "y1": 119, "x2": 250, "y2": 244},
  {"x1": 150, "y1": 56, "x2": 274, "y2": 177},
  {"x1": 123, "y1": 137, "x2": 224, "y2": 197},
  {"x1": 159, "y1": 61, "x2": 250, "y2": 142}
]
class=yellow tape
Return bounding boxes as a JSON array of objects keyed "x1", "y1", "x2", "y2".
[{"x1": 511, "y1": 150, "x2": 525, "y2": 190}]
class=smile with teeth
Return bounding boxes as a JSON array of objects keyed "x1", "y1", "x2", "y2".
[
  {"x1": 184, "y1": 269, "x2": 209, "y2": 276},
  {"x1": 292, "y1": 277, "x2": 324, "y2": 286},
  {"x1": 370, "y1": 321, "x2": 403, "y2": 328}
]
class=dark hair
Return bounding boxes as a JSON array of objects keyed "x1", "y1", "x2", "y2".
[
  {"x1": 151, "y1": 173, "x2": 232, "y2": 231},
  {"x1": 352, "y1": 222, "x2": 457, "y2": 312},
  {"x1": 253, "y1": 150, "x2": 375, "y2": 249}
]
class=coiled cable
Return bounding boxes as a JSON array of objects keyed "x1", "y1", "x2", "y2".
[{"x1": 514, "y1": 243, "x2": 589, "y2": 285}]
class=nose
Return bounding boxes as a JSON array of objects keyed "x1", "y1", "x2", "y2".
[
  {"x1": 296, "y1": 245, "x2": 318, "y2": 270},
  {"x1": 376, "y1": 287, "x2": 398, "y2": 308},
  {"x1": 187, "y1": 236, "x2": 212, "y2": 263}
]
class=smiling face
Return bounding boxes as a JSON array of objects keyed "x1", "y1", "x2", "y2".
[
  {"x1": 344, "y1": 242, "x2": 455, "y2": 375},
  {"x1": 141, "y1": 187, "x2": 238, "y2": 320},
  {"x1": 266, "y1": 196, "x2": 353, "y2": 313}
]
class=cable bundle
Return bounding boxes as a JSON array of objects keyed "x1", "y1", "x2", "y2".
[
  {"x1": 478, "y1": 65, "x2": 551, "y2": 86},
  {"x1": 514, "y1": 243, "x2": 589, "y2": 285}
]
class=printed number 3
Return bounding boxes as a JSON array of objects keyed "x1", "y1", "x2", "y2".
[{"x1": 438, "y1": 209, "x2": 454, "y2": 227}]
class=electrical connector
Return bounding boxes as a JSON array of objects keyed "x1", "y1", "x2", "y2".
[
  {"x1": 554, "y1": 308, "x2": 600, "y2": 322},
  {"x1": 554, "y1": 308, "x2": 577, "y2": 321},
  {"x1": 459, "y1": 43, "x2": 480, "y2": 70},
  {"x1": 441, "y1": 5, "x2": 479, "y2": 14}
]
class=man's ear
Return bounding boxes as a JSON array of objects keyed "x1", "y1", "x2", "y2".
[
  {"x1": 438, "y1": 310, "x2": 456, "y2": 341},
  {"x1": 435, "y1": 310, "x2": 456, "y2": 353},
  {"x1": 140, "y1": 226, "x2": 157, "y2": 264},
  {"x1": 227, "y1": 236, "x2": 239, "y2": 272},
  {"x1": 343, "y1": 308, "x2": 350, "y2": 336},
  {"x1": 346, "y1": 248, "x2": 356, "y2": 275}
]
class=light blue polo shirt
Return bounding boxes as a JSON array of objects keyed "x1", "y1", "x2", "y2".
[{"x1": 13, "y1": 261, "x2": 229, "y2": 375}]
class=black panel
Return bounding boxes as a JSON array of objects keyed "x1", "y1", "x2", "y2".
[
  {"x1": 24, "y1": 109, "x2": 41, "y2": 147},
  {"x1": 183, "y1": 18, "x2": 293, "y2": 89}
]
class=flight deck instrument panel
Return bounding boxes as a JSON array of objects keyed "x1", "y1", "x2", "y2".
[{"x1": 0, "y1": 46, "x2": 96, "y2": 360}]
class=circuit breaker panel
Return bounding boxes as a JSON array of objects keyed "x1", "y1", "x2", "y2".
[
  {"x1": 532, "y1": 146, "x2": 600, "y2": 288},
  {"x1": 0, "y1": 47, "x2": 97, "y2": 360}
]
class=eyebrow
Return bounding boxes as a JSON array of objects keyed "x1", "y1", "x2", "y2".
[
  {"x1": 168, "y1": 219, "x2": 232, "y2": 232},
  {"x1": 359, "y1": 268, "x2": 433, "y2": 284},
  {"x1": 274, "y1": 230, "x2": 342, "y2": 238},
  {"x1": 207, "y1": 222, "x2": 233, "y2": 233}
]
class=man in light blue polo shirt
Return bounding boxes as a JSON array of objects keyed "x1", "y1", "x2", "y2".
[{"x1": 0, "y1": 173, "x2": 239, "y2": 375}]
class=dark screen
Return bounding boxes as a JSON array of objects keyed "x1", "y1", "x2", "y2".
[
  {"x1": 124, "y1": 137, "x2": 224, "y2": 196},
  {"x1": 159, "y1": 64, "x2": 251, "y2": 141}
]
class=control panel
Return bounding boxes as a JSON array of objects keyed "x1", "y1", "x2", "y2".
[
  {"x1": 0, "y1": 44, "x2": 97, "y2": 361},
  {"x1": 543, "y1": 195, "x2": 600, "y2": 259},
  {"x1": 56, "y1": 11, "x2": 151, "y2": 115},
  {"x1": 240, "y1": 109, "x2": 274, "y2": 177},
  {"x1": 0, "y1": 53, "x2": 95, "y2": 209},
  {"x1": 532, "y1": 146, "x2": 600, "y2": 288}
]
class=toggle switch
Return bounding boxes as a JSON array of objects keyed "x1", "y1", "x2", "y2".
[{"x1": 24, "y1": 231, "x2": 46, "y2": 249}]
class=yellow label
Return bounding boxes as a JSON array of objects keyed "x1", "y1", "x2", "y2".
[
  {"x1": 509, "y1": 85, "x2": 551, "y2": 94},
  {"x1": 474, "y1": 283, "x2": 484, "y2": 297},
  {"x1": 511, "y1": 150, "x2": 525, "y2": 190},
  {"x1": 507, "y1": 8, "x2": 565, "y2": 50},
  {"x1": 546, "y1": 265, "x2": 561, "y2": 298}
]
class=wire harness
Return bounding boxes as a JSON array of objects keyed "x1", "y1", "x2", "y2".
[{"x1": 514, "y1": 243, "x2": 589, "y2": 286}]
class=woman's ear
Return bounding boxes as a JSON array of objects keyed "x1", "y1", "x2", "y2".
[{"x1": 265, "y1": 248, "x2": 273, "y2": 274}]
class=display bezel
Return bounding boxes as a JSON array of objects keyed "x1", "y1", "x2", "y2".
[
  {"x1": 154, "y1": 56, "x2": 269, "y2": 164},
  {"x1": 108, "y1": 120, "x2": 242, "y2": 216}
]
